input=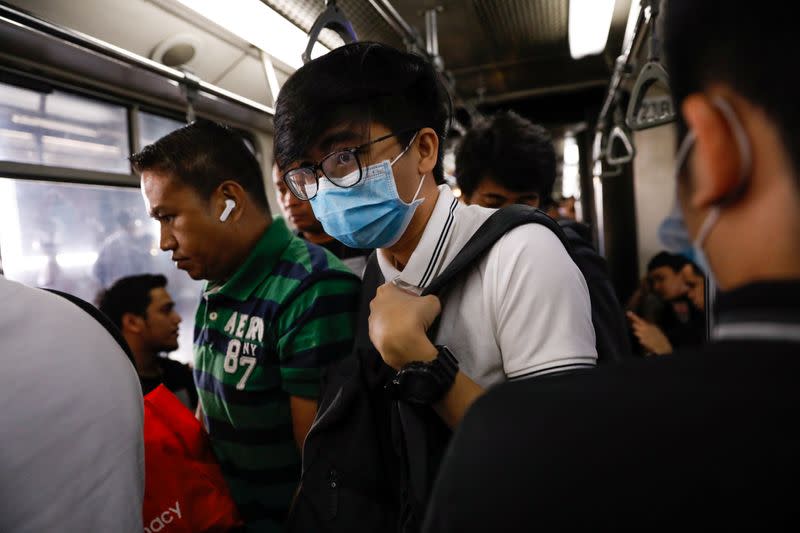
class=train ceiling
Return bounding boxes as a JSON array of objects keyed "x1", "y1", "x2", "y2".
[{"x1": 6, "y1": 0, "x2": 632, "y2": 126}]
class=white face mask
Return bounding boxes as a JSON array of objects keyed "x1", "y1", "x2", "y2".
[{"x1": 662, "y1": 97, "x2": 753, "y2": 285}]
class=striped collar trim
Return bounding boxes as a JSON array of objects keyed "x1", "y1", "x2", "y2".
[{"x1": 377, "y1": 185, "x2": 459, "y2": 291}]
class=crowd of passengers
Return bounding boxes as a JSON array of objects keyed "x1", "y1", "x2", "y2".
[{"x1": 2, "y1": 0, "x2": 799, "y2": 531}]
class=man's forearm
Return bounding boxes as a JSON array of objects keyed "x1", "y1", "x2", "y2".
[
  {"x1": 433, "y1": 371, "x2": 485, "y2": 429},
  {"x1": 391, "y1": 340, "x2": 485, "y2": 429}
]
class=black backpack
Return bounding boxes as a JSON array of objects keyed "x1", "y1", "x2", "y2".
[{"x1": 288, "y1": 205, "x2": 631, "y2": 533}]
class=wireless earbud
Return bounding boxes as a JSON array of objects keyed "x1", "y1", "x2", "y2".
[{"x1": 219, "y1": 199, "x2": 236, "y2": 222}]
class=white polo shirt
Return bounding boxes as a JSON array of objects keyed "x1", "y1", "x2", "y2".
[
  {"x1": 378, "y1": 185, "x2": 597, "y2": 388},
  {"x1": 0, "y1": 277, "x2": 144, "y2": 532}
]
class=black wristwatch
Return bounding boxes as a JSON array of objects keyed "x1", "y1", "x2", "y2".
[{"x1": 386, "y1": 345, "x2": 459, "y2": 405}]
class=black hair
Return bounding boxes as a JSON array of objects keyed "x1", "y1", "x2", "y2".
[
  {"x1": 454, "y1": 110, "x2": 556, "y2": 199},
  {"x1": 273, "y1": 42, "x2": 452, "y2": 184},
  {"x1": 664, "y1": 0, "x2": 800, "y2": 183},
  {"x1": 130, "y1": 119, "x2": 269, "y2": 211},
  {"x1": 647, "y1": 252, "x2": 689, "y2": 274},
  {"x1": 97, "y1": 274, "x2": 168, "y2": 330}
]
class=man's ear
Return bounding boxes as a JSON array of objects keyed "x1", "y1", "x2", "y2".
[
  {"x1": 122, "y1": 312, "x2": 145, "y2": 334},
  {"x1": 416, "y1": 127, "x2": 440, "y2": 177},
  {"x1": 682, "y1": 94, "x2": 747, "y2": 209}
]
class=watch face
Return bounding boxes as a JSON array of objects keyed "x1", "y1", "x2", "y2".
[{"x1": 397, "y1": 366, "x2": 442, "y2": 405}]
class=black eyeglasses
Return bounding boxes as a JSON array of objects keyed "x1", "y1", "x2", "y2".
[{"x1": 282, "y1": 130, "x2": 416, "y2": 200}]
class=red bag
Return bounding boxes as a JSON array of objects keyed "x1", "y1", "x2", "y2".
[{"x1": 143, "y1": 385, "x2": 243, "y2": 533}]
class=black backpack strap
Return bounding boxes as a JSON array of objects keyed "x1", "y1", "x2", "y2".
[
  {"x1": 393, "y1": 206, "x2": 563, "y2": 530},
  {"x1": 421, "y1": 204, "x2": 566, "y2": 298},
  {"x1": 45, "y1": 289, "x2": 136, "y2": 369},
  {"x1": 422, "y1": 205, "x2": 572, "y2": 296}
]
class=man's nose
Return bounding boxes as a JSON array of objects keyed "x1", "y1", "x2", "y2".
[{"x1": 160, "y1": 226, "x2": 176, "y2": 251}]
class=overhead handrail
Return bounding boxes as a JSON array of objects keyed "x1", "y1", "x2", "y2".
[
  {"x1": 625, "y1": 0, "x2": 676, "y2": 130},
  {"x1": 591, "y1": 2, "x2": 648, "y2": 173},
  {"x1": 605, "y1": 124, "x2": 636, "y2": 166},
  {"x1": 625, "y1": 61, "x2": 674, "y2": 130},
  {"x1": 305, "y1": 0, "x2": 481, "y2": 130},
  {"x1": 302, "y1": 0, "x2": 357, "y2": 64}
]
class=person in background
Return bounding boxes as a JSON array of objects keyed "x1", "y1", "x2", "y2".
[
  {"x1": 455, "y1": 110, "x2": 554, "y2": 209},
  {"x1": 132, "y1": 119, "x2": 360, "y2": 532},
  {"x1": 453, "y1": 109, "x2": 630, "y2": 365},
  {"x1": 681, "y1": 261, "x2": 705, "y2": 312},
  {"x1": 455, "y1": 111, "x2": 593, "y2": 241},
  {"x1": 423, "y1": 0, "x2": 800, "y2": 528},
  {"x1": 558, "y1": 196, "x2": 577, "y2": 220},
  {"x1": 627, "y1": 251, "x2": 704, "y2": 355},
  {"x1": 98, "y1": 274, "x2": 197, "y2": 410},
  {"x1": 0, "y1": 276, "x2": 143, "y2": 532},
  {"x1": 541, "y1": 196, "x2": 562, "y2": 220},
  {"x1": 272, "y1": 161, "x2": 372, "y2": 276}
]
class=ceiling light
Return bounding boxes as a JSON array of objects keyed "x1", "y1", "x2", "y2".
[
  {"x1": 175, "y1": 0, "x2": 330, "y2": 69},
  {"x1": 569, "y1": 0, "x2": 616, "y2": 60}
]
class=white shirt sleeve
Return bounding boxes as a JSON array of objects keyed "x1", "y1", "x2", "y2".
[{"x1": 486, "y1": 224, "x2": 597, "y2": 379}]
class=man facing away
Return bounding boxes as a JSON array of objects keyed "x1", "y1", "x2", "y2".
[
  {"x1": 98, "y1": 274, "x2": 197, "y2": 410},
  {"x1": 131, "y1": 119, "x2": 361, "y2": 531},
  {"x1": 424, "y1": 0, "x2": 800, "y2": 529},
  {"x1": 0, "y1": 276, "x2": 143, "y2": 531},
  {"x1": 274, "y1": 41, "x2": 596, "y2": 429},
  {"x1": 272, "y1": 161, "x2": 372, "y2": 276}
]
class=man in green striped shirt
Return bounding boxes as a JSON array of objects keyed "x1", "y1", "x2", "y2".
[{"x1": 132, "y1": 119, "x2": 360, "y2": 531}]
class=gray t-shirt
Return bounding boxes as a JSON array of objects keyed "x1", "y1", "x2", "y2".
[{"x1": 0, "y1": 277, "x2": 144, "y2": 532}]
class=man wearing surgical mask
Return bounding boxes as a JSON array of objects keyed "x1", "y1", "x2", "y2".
[
  {"x1": 274, "y1": 42, "x2": 597, "y2": 435},
  {"x1": 423, "y1": 1, "x2": 800, "y2": 530}
]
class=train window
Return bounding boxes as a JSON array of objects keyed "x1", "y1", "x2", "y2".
[
  {"x1": 0, "y1": 177, "x2": 203, "y2": 364},
  {"x1": 0, "y1": 81, "x2": 129, "y2": 173},
  {"x1": 138, "y1": 111, "x2": 258, "y2": 158},
  {"x1": 138, "y1": 111, "x2": 184, "y2": 149}
]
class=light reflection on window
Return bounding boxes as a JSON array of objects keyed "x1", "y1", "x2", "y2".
[
  {"x1": 0, "y1": 178, "x2": 203, "y2": 364},
  {"x1": 0, "y1": 82, "x2": 130, "y2": 173}
]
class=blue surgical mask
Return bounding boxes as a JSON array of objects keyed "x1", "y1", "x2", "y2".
[
  {"x1": 310, "y1": 136, "x2": 425, "y2": 249},
  {"x1": 659, "y1": 97, "x2": 752, "y2": 284}
]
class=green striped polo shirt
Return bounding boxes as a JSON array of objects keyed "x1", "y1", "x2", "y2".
[{"x1": 193, "y1": 217, "x2": 360, "y2": 532}]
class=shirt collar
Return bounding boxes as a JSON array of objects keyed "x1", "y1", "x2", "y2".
[
  {"x1": 205, "y1": 217, "x2": 293, "y2": 301},
  {"x1": 712, "y1": 279, "x2": 800, "y2": 342},
  {"x1": 377, "y1": 185, "x2": 460, "y2": 293}
]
